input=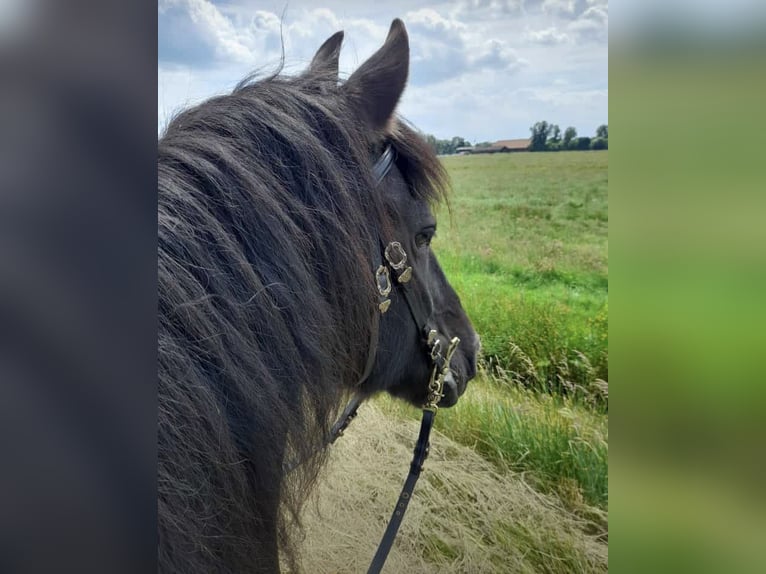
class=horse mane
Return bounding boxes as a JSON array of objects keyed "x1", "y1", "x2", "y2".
[{"x1": 157, "y1": 66, "x2": 448, "y2": 571}]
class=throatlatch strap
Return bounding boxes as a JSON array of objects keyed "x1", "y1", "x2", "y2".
[{"x1": 366, "y1": 409, "x2": 434, "y2": 574}]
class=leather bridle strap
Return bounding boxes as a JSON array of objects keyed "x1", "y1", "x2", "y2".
[
  {"x1": 366, "y1": 409, "x2": 434, "y2": 574},
  {"x1": 365, "y1": 145, "x2": 453, "y2": 571},
  {"x1": 355, "y1": 145, "x2": 396, "y2": 385},
  {"x1": 372, "y1": 144, "x2": 395, "y2": 182},
  {"x1": 395, "y1": 271, "x2": 433, "y2": 342}
]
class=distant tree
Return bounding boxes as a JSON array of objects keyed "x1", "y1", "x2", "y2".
[
  {"x1": 475, "y1": 141, "x2": 493, "y2": 148},
  {"x1": 590, "y1": 137, "x2": 608, "y2": 150},
  {"x1": 550, "y1": 124, "x2": 561, "y2": 144},
  {"x1": 439, "y1": 140, "x2": 454, "y2": 155},
  {"x1": 596, "y1": 124, "x2": 608, "y2": 139},
  {"x1": 575, "y1": 136, "x2": 591, "y2": 150},
  {"x1": 529, "y1": 121, "x2": 552, "y2": 151},
  {"x1": 563, "y1": 126, "x2": 577, "y2": 149},
  {"x1": 420, "y1": 133, "x2": 471, "y2": 155},
  {"x1": 451, "y1": 136, "x2": 469, "y2": 150},
  {"x1": 423, "y1": 133, "x2": 439, "y2": 154}
]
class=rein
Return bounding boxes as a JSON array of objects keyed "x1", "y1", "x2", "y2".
[{"x1": 284, "y1": 144, "x2": 460, "y2": 573}]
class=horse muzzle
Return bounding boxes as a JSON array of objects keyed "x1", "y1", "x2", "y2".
[
  {"x1": 437, "y1": 370, "x2": 460, "y2": 408},
  {"x1": 435, "y1": 336, "x2": 478, "y2": 408}
]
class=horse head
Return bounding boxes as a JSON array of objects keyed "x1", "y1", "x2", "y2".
[{"x1": 308, "y1": 20, "x2": 480, "y2": 409}]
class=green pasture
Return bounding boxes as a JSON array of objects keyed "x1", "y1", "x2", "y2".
[
  {"x1": 379, "y1": 371, "x2": 608, "y2": 512},
  {"x1": 436, "y1": 151, "x2": 608, "y2": 401},
  {"x1": 377, "y1": 150, "x2": 609, "y2": 522}
]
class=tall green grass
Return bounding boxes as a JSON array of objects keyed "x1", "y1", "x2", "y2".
[
  {"x1": 377, "y1": 371, "x2": 608, "y2": 514},
  {"x1": 375, "y1": 150, "x2": 609, "y2": 521},
  {"x1": 435, "y1": 151, "x2": 608, "y2": 403}
]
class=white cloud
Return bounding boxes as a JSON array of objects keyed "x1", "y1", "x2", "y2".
[
  {"x1": 473, "y1": 39, "x2": 527, "y2": 71},
  {"x1": 288, "y1": 8, "x2": 341, "y2": 45},
  {"x1": 403, "y1": 8, "x2": 527, "y2": 85},
  {"x1": 568, "y1": 5, "x2": 608, "y2": 43},
  {"x1": 407, "y1": 8, "x2": 468, "y2": 34},
  {"x1": 248, "y1": 10, "x2": 282, "y2": 36},
  {"x1": 158, "y1": 1, "x2": 607, "y2": 140},
  {"x1": 542, "y1": 0, "x2": 607, "y2": 19},
  {"x1": 158, "y1": 0, "x2": 265, "y2": 66},
  {"x1": 541, "y1": 0, "x2": 578, "y2": 18},
  {"x1": 455, "y1": 0, "x2": 524, "y2": 18},
  {"x1": 515, "y1": 86, "x2": 608, "y2": 107},
  {"x1": 524, "y1": 26, "x2": 569, "y2": 44},
  {"x1": 399, "y1": 65, "x2": 607, "y2": 142}
]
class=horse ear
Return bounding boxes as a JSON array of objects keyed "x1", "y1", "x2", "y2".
[
  {"x1": 344, "y1": 19, "x2": 409, "y2": 132},
  {"x1": 308, "y1": 30, "x2": 344, "y2": 76}
]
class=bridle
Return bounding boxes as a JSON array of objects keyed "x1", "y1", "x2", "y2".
[
  {"x1": 285, "y1": 144, "x2": 461, "y2": 574},
  {"x1": 367, "y1": 143, "x2": 461, "y2": 398}
]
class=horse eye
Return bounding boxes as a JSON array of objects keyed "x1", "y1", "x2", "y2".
[{"x1": 416, "y1": 229, "x2": 436, "y2": 248}]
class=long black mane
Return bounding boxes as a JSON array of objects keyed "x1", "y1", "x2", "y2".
[{"x1": 158, "y1": 64, "x2": 447, "y2": 571}]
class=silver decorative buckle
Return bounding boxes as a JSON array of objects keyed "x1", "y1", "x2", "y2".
[
  {"x1": 384, "y1": 241, "x2": 413, "y2": 283},
  {"x1": 375, "y1": 265, "x2": 392, "y2": 297},
  {"x1": 375, "y1": 265, "x2": 392, "y2": 313}
]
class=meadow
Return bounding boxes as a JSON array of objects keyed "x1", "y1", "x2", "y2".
[
  {"x1": 299, "y1": 151, "x2": 609, "y2": 573},
  {"x1": 437, "y1": 151, "x2": 608, "y2": 399},
  {"x1": 379, "y1": 150, "x2": 608, "y2": 536}
]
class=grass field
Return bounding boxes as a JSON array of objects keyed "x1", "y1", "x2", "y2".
[
  {"x1": 298, "y1": 405, "x2": 608, "y2": 574},
  {"x1": 377, "y1": 150, "x2": 608, "y2": 546},
  {"x1": 301, "y1": 150, "x2": 608, "y2": 572},
  {"x1": 436, "y1": 151, "x2": 608, "y2": 400}
]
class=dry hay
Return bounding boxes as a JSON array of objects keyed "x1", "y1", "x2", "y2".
[{"x1": 289, "y1": 404, "x2": 607, "y2": 573}]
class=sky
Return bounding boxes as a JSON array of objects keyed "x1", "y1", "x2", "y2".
[{"x1": 158, "y1": 0, "x2": 609, "y2": 142}]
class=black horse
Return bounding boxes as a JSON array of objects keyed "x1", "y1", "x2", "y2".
[{"x1": 158, "y1": 19, "x2": 479, "y2": 573}]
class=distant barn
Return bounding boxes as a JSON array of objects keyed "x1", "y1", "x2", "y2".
[{"x1": 455, "y1": 138, "x2": 530, "y2": 154}]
